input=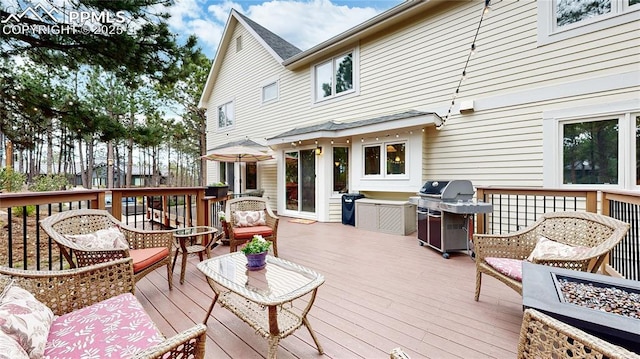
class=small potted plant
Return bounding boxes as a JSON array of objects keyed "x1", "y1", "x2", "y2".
[
  {"x1": 205, "y1": 182, "x2": 229, "y2": 197},
  {"x1": 242, "y1": 235, "x2": 271, "y2": 270}
]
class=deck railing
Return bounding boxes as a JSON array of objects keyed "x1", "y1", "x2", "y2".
[
  {"x1": 476, "y1": 187, "x2": 640, "y2": 280},
  {"x1": 0, "y1": 187, "x2": 226, "y2": 270},
  {"x1": 1, "y1": 186, "x2": 638, "y2": 279}
]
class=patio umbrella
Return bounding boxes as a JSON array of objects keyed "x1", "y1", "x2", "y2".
[{"x1": 202, "y1": 139, "x2": 272, "y2": 194}]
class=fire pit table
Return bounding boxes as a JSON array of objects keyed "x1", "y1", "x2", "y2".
[{"x1": 522, "y1": 261, "x2": 640, "y2": 354}]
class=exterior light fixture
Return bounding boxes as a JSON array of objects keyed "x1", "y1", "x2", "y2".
[{"x1": 315, "y1": 146, "x2": 322, "y2": 155}]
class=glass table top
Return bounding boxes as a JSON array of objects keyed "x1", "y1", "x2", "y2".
[
  {"x1": 173, "y1": 226, "x2": 217, "y2": 237},
  {"x1": 197, "y1": 252, "x2": 324, "y2": 305}
]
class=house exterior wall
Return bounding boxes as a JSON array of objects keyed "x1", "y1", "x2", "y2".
[{"x1": 203, "y1": 0, "x2": 640, "y2": 221}]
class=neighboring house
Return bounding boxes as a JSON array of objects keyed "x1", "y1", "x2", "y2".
[
  {"x1": 75, "y1": 164, "x2": 166, "y2": 188},
  {"x1": 199, "y1": 0, "x2": 640, "y2": 222}
]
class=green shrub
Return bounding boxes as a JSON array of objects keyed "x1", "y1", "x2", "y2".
[
  {"x1": 12, "y1": 205, "x2": 36, "y2": 217},
  {"x1": 0, "y1": 168, "x2": 26, "y2": 192},
  {"x1": 30, "y1": 174, "x2": 70, "y2": 192}
]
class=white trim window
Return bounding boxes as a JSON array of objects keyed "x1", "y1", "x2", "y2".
[
  {"x1": 543, "y1": 101, "x2": 640, "y2": 189},
  {"x1": 333, "y1": 147, "x2": 349, "y2": 193},
  {"x1": 538, "y1": 0, "x2": 640, "y2": 44},
  {"x1": 363, "y1": 142, "x2": 407, "y2": 177},
  {"x1": 313, "y1": 50, "x2": 356, "y2": 102},
  {"x1": 262, "y1": 81, "x2": 278, "y2": 103},
  {"x1": 217, "y1": 101, "x2": 234, "y2": 130}
]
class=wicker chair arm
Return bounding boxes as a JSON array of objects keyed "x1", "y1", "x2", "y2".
[
  {"x1": 132, "y1": 323, "x2": 207, "y2": 359},
  {"x1": 518, "y1": 309, "x2": 640, "y2": 359},
  {"x1": 0, "y1": 258, "x2": 135, "y2": 316},
  {"x1": 473, "y1": 232, "x2": 538, "y2": 261},
  {"x1": 122, "y1": 227, "x2": 173, "y2": 250}
]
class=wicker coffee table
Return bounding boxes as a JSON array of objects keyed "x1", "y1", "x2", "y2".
[{"x1": 197, "y1": 252, "x2": 324, "y2": 359}]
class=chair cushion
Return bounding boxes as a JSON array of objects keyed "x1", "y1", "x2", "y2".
[
  {"x1": 44, "y1": 293, "x2": 164, "y2": 358},
  {"x1": 233, "y1": 210, "x2": 266, "y2": 227},
  {"x1": 65, "y1": 227, "x2": 129, "y2": 250},
  {"x1": 0, "y1": 283, "x2": 54, "y2": 359},
  {"x1": 527, "y1": 237, "x2": 590, "y2": 262},
  {"x1": 232, "y1": 226, "x2": 273, "y2": 240},
  {"x1": 130, "y1": 247, "x2": 169, "y2": 274},
  {"x1": 485, "y1": 257, "x2": 523, "y2": 282}
]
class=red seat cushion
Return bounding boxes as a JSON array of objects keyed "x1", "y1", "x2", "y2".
[
  {"x1": 232, "y1": 226, "x2": 273, "y2": 240},
  {"x1": 45, "y1": 293, "x2": 163, "y2": 358},
  {"x1": 130, "y1": 247, "x2": 169, "y2": 273},
  {"x1": 485, "y1": 257, "x2": 523, "y2": 282}
]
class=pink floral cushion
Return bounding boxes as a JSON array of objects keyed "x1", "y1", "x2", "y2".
[
  {"x1": 65, "y1": 227, "x2": 129, "y2": 250},
  {"x1": 485, "y1": 257, "x2": 523, "y2": 282},
  {"x1": 0, "y1": 283, "x2": 54, "y2": 359},
  {"x1": 44, "y1": 293, "x2": 163, "y2": 358},
  {"x1": 0, "y1": 330, "x2": 29, "y2": 359},
  {"x1": 527, "y1": 236, "x2": 590, "y2": 262},
  {"x1": 233, "y1": 210, "x2": 266, "y2": 227}
]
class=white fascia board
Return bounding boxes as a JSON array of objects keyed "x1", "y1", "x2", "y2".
[{"x1": 266, "y1": 113, "x2": 439, "y2": 146}]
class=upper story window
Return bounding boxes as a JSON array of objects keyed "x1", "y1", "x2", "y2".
[
  {"x1": 363, "y1": 142, "x2": 406, "y2": 177},
  {"x1": 236, "y1": 36, "x2": 243, "y2": 52},
  {"x1": 538, "y1": 0, "x2": 639, "y2": 44},
  {"x1": 262, "y1": 82, "x2": 278, "y2": 103},
  {"x1": 556, "y1": 0, "x2": 612, "y2": 27},
  {"x1": 314, "y1": 51, "x2": 355, "y2": 102},
  {"x1": 218, "y1": 101, "x2": 234, "y2": 130}
]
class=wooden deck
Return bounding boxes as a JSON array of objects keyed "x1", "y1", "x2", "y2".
[{"x1": 135, "y1": 218, "x2": 523, "y2": 359}]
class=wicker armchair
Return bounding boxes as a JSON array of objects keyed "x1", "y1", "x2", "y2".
[
  {"x1": 226, "y1": 197, "x2": 279, "y2": 256},
  {"x1": 40, "y1": 209, "x2": 173, "y2": 290},
  {"x1": 474, "y1": 211, "x2": 629, "y2": 301},
  {"x1": 0, "y1": 258, "x2": 207, "y2": 359},
  {"x1": 518, "y1": 309, "x2": 639, "y2": 359}
]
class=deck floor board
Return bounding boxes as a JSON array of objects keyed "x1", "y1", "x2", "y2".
[{"x1": 135, "y1": 218, "x2": 522, "y2": 358}]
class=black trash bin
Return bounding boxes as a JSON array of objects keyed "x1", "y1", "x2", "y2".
[{"x1": 341, "y1": 193, "x2": 365, "y2": 226}]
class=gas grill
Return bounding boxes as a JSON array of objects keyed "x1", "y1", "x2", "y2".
[{"x1": 417, "y1": 180, "x2": 492, "y2": 258}]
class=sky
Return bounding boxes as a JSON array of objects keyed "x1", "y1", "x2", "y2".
[{"x1": 165, "y1": 0, "x2": 404, "y2": 58}]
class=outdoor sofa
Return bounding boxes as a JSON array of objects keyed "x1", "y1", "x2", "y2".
[{"x1": 0, "y1": 258, "x2": 206, "y2": 358}]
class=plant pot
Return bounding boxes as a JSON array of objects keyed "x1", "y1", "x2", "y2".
[
  {"x1": 245, "y1": 252, "x2": 267, "y2": 271},
  {"x1": 205, "y1": 186, "x2": 228, "y2": 198}
]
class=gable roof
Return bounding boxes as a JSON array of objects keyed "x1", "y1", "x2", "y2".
[
  {"x1": 234, "y1": 11, "x2": 301, "y2": 60},
  {"x1": 198, "y1": 10, "x2": 301, "y2": 108}
]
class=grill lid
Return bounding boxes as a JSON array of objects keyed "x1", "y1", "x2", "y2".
[
  {"x1": 419, "y1": 181, "x2": 450, "y2": 196},
  {"x1": 419, "y1": 180, "x2": 475, "y2": 202}
]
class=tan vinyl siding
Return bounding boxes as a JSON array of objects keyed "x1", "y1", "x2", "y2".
[
  {"x1": 259, "y1": 161, "x2": 277, "y2": 211},
  {"x1": 204, "y1": 0, "x2": 639, "y2": 215},
  {"x1": 328, "y1": 199, "x2": 342, "y2": 222}
]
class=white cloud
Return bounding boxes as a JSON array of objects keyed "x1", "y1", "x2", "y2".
[
  {"x1": 167, "y1": 0, "x2": 385, "y2": 57},
  {"x1": 245, "y1": 0, "x2": 380, "y2": 50}
]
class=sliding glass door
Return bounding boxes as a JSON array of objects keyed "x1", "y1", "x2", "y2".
[{"x1": 284, "y1": 149, "x2": 316, "y2": 213}]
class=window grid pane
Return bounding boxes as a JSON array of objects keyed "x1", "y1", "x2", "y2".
[
  {"x1": 556, "y1": 0, "x2": 611, "y2": 27},
  {"x1": 218, "y1": 102, "x2": 234, "y2": 129},
  {"x1": 563, "y1": 119, "x2": 618, "y2": 184},
  {"x1": 333, "y1": 147, "x2": 349, "y2": 192},
  {"x1": 364, "y1": 146, "x2": 381, "y2": 175},
  {"x1": 335, "y1": 53, "x2": 353, "y2": 94},
  {"x1": 262, "y1": 82, "x2": 277, "y2": 102},
  {"x1": 386, "y1": 143, "x2": 406, "y2": 175},
  {"x1": 315, "y1": 61, "x2": 333, "y2": 101}
]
